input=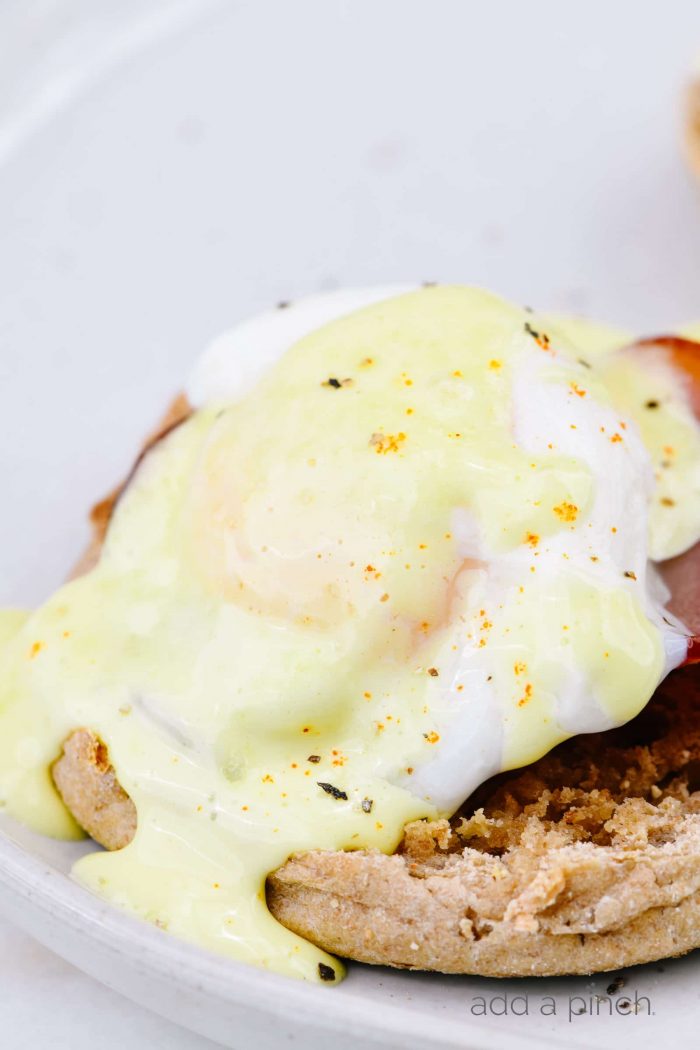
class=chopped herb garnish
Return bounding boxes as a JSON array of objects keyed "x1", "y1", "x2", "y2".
[
  {"x1": 322, "y1": 376, "x2": 353, "y2": 389},
  {"x1": 318, "y1": 963, "x2": 336, "y2": 981},
  {"x1": 307, "y1": 754, "x2": 321, "y2": 763},
  {"x1": 361, "y1": 798, "x2": 374, "y2": 813},
  {"x1": 317, "y1": 781, "x2": 348, "y2": 800},
  {"x1": 524, "y1": 321, "x2": 550, "y2": 350}
]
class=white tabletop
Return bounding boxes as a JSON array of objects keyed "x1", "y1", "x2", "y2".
[{"x1": 0, "y1": 914, "x2": 218, "y2": 1048}]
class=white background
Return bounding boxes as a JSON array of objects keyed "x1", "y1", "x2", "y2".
[{"x1": 1, "y1": 1, "x2": 700, "y2": 1046}]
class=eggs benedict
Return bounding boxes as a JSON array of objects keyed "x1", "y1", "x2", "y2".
[{"x1": 0, "y1": 285, "x2": 698, "y2": 982}]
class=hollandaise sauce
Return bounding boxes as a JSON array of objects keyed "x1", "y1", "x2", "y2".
[{"x1": 0, "y1": 287, "x2": 698, "y2": 982}]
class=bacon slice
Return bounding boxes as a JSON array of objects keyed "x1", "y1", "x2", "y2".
[
  {"x1": 628, "y1": 336, "x2": 700, "y2": 665},
  {"x1": 632, "y1": 335, "x2": 700, "y2": 415},
  {"x1": 659, "y1": 547, "x2": 700, "y2": 665}
]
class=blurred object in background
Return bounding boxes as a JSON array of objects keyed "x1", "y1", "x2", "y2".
[{"x1": 686, "y1": 62, "x2": 700, "y2": 180}]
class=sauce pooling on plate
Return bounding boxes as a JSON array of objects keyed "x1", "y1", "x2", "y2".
[{"x1": 0, "y1": 286, "x2": 698, "y2": 982}]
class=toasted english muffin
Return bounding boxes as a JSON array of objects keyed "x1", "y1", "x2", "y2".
[{"x1": 54, "y1": 667, "x2": 700, "y2": 976}]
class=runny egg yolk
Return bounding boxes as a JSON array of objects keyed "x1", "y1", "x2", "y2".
[{"x1": 0, "y1": 286, "x2": 698, "y2": 982}]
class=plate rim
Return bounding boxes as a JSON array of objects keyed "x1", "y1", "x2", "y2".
[{"x1": 0, "y1": 813, "x2": 591, "y2": 1050}]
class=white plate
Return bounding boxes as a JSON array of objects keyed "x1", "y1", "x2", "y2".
[
  {"x1": 2, "y1": 2, "x2": 700, "y2": 1047},
  {"x1": 1, "y1": 809, "x2": 698, "y2": 1050},
  {"x1": 4, "y1": 802, "x2": 700, "y2": 1050}
]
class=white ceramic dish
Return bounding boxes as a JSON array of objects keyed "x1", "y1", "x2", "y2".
[
  {"x1": 2, "y1": 807, "x2": 699, "y2": 1050},
  {"x1": 3, "y1": 2, "x2": 700, "y2": 1047}
]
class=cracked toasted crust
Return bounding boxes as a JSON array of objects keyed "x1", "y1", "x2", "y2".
[
  {"x1": 268, "y1": 808, "x2": 700, "y2": 976},
  {"x1": 269, "y1": 668, "x2": 700, "y2": 976},
  {"x1": 49, "y1": 396, "x2": 700, "y2": 976}
]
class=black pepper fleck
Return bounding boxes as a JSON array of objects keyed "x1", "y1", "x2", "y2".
[
  {"x1": 322, "y1": 376, "x2": 353, "y2": 389},
  {"x1": 317, "y1": 782, "x2": 348, "y2": 800},
  {"x1": 645, "y1": 400, "x2": 660, "y2": 409},
  {"x1": 524, "y1": 321, "x2": 550, "y2": 349},
  {"x1": 307, "y1": 754, "x2": 321, "y2": 763},
  {"x1": 361, "y1": 798, "x2": 374, "y2": 813},
  {"x1": 606, "y1": 974, "x2": 626, "y2": 996},
  {"x1": 318, "y1": 963, "x2": 336, "y2": 981}
]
